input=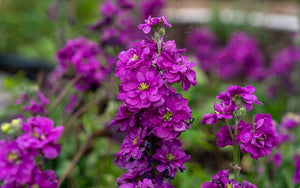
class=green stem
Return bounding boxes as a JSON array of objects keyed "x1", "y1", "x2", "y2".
[{"x1": 233, "y1": 119, "x2": 241, "y2": 181}]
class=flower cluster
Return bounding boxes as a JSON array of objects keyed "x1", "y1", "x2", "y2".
[
  {"x1": 90, "y1": 0, "x2": 166, "y2": 48},
  {"x1": 0, "y1": 116, "x2": 63, "y2": 187},
  {"x1": 15, "y1": 91, "x2": 50, "y2": 115},
  {"x1": 111, "y1": 16, "x2": 196, "y2": 187},
  {"x1": 56, "y1": 37, "x2": 113, "y2": 91},
  {"x1": 201, "y1": 170, "x2": 257, "y2": 188},
  {"x1": 186, "y1": 29, "x2": 266, "y2": 81}
]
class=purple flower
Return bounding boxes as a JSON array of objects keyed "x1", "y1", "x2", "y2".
[
  {"x1": 236, "y1": 114, "x2": 279, "y2": 160},
  {"x1": 139, "y1": 0, "x2": 165, "y2": 19},
  {"x1": 111, "y1": 105, "x2": 137, "y2": 132},
  {"x1": 216, "y1": 125, "x2": 234, "y2": 147},
  {"x1": 17, "y1": 116, "x2": 63, "y2": 159},
  {"x1": 150, "y1": 93, "x2": 192, "y2": 140},
  {"x1": 281, "y1": 113, "x2": 300, "y2": 129},
  {"x1": 216, "y1": 85, "x2": 263, "y2": 111},
  {"x1": 156, "y1": 41, "x2": 197, "y2": 90},
  {"x1": 118, "y1": 0, "x2": 134, "y2": 9},
  {"x1": 117, "y1": 66, "x2": 165, "y2": 109},
  {"x1": 269, "y1": 151, "x2": 282, "y2": 167},
  {"x1": 21, "y1": 92, "x2": 50, "y2": 115},
  {"x1": 117, "y1": 127, "x2": 149, "y2": 161},
  {"x1": 293, "y1": 153, "x2": 300, "y2": 184},
  {"x1": 0, "y1": 140, "x2": 37, "y2": 184},
  {"x1": 153, "y1": 140, "x2": 190, "y2": 178},
  {"x1": 28, "y1": 166, "x2": 57, "y2": 188},
  {"x1": 100, "y1": 0, "x2": 119, "y2": 18},
  {"x1": 201, "y1": 170, "x2": 257, "y2": 188},
  {"x1": 138, "y1": 16, "x2": 171, "y2": 34},
  {"x1": 215, "y1": 32, "x2": 266, "y2": 81},
  {"x1": 201, "y1": 102, "x2": 237, "y2": 125},
  {"x1": 185, "y1": 28, "x2": 218, "y2": 73}
]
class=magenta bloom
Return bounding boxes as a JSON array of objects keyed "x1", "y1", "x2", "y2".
[
  {"x1": 216, "y1": 85, "x2": 263, "y2": 111},
  {"x1": 111, "y1": 105, "x2": 137, "y2": 132},
  {"x1": 236, "y1": 114, "x2": 279, "y2": 160},
  {"x1": 269, "y1": 151, "x2": 282, "y2": 167},
  {"x1": 0, "y1": 140, "x2": 37, "y2": 184},
  {"x1": 201, "y1": 102, "x2": 236, "y2": 125},
  {"x1": 150, "y1": 93, "x2": 192, "y2": 140},
  {"x1": 293, "y1": 154, "x2": 300, "y2": 184},
  {"x1": 118, "y1": 66, "x2": 165, "y2": 109},
  {"x1": 28, "y1": 166, "x2": 57, "y2": 188},
  {"x1": 17, "y1": 116, "x2": 63, "y2": 159},
  {"x1": 100, "y1": 0, "x2": 119, "y2": 18},
  {"x1": 216, "y1": 125, "x2": 234, "y2": 147},
  {"x1": 281, "y1": 113, "x2": 300, "y2": 129},
  {"x1": 138, "y1": 16, "x2": 171, "y2": 34},
  {"x1": 21, "y1": 92, "x2": 50, "y2": 115},
  {"x1": 201, "y1": 170, "x2": 257, "y2": 188},
  {"x1": 153, "y1": 140, "x2": 190, "y2": 178},
  {"x1": 117, "y1": 127, "x2": 149, "y2": 161},
  {"x1": 139, "y1": 0, "x2": 165, "y2": 19}
]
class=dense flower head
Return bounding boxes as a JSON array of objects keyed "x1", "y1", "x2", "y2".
[
  {"x1": 17, "y1": 91, "x2": 50, "y2": 115},
  {"x1": 110, "y1": 105, "x2": 138, "y2": 132},
  {"x1": 215, "y1": 32, "x2": 266, "y2": 81},
  {"x1": 57, "y1": 37, "x2": 112, "y2": 91},
  {"x1": 201, "y1": 102, "x2": 237, "y2": 125},
  {"x1": 28, "y1": 166, "x2": 57, "y2": 188},
  {"x1": 293, "y1": 153, "x2": 300, "y2": 185},
  {"x1": 17, "y1": 116, "x2": 63, "y2": 159},
  {"x1": 138, "y1": 16, "x2": 171, "y2": 34},
  {"x1": 216, "y1": 85, "x2": 263, "y2": 111},
  {"x1": 201, "y1": 170, "x2": 257, "y2": 188},
  {"x1": 0, "y1": 139, "x2": 37, "y2": 184},
  {"x1": 235, "y1": 113, "x2": 279, "y2": 160}
]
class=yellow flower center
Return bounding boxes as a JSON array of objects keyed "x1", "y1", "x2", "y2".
[
  {"x1": 139, "y1": 83, "x2": 149, "y2": 90},
  {"x1": 33, "y1": 132, "x2": 39, "y2": 138},
  {"x1": 32, "y1": 184, "x2": 39, "y2": 188},
  {"x1": 11, "y1": 119, "x2": 21, "y2": 127},
  {"x1": 165, "y1": 153, "x2": 175, "y2": 161},
  {"x1": 1, "y1": 123, "x2": 10, "y2": 133},
  {"x1": 131, "y1": 54, "x2": 139, "y2": 61},
  {"x1": 226, "y1": 184, "x2": 233, "y2": 188},
  {"x1": 7, "y1": 152, "x2": 19, "y2": 162},
  {"x1": 163, "y1": 111, "x2": 173, "y2": 121},
  {"x1": 133, "y1": 137, "x2": 139, "y2": 145}
]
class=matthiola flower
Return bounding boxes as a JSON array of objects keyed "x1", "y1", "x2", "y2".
[
  {"x1": 149, "y1": 93, "x2": 192, "y2": 140},
  {"x1": 215, "y1": 32, "x2": 266, "y2": 81},
  {"x1": 293, "y1": 153, "x2": 300, "y2": 184},
  {"x1": 100, "y1": 0, "x2": 119, "y2": 18},
  {"x1": 156, "y1": 40, "x2": 197, "y2": 90},
  {"x1": 185, "y1": 28, "x2": 218, "y2": 73},
  {"x1": 28, "y1": 166, "x2": 57, "y2": 188},
  {"x1": 138, "y1": 16, "x2": 171, "y2": 34},
  {"x1": 21, "y1": 91, "x2": 50, "y2": 115},
  {"x1": 153, "y1": 140, "x2": 190, "y2": 178},
  {"x1": 269, "y1": 151, "x2": 282, "y2": 167},
  {"x1": 236, "y1": 113, "x2": 279, "y2": 160},
  {"x1": 201, "y1": 102, "x2": 236, "y2": 125},
  {"x1": 117, "y1": 127, "x2": 149, "y2": 161},
  {"x1": 201, "y1": 170, "x2": 257, "y2": 188},
  {"x1": 216, "y1": 85, "x2": 263, "y2": 111},
  {"x1": 216, "y1": 125, "x2": 235, "y2": 147},
  {"x1": 0, "y1": 140, "x2": 37, "y2": 184},
  {"x1": 281, "y1": 113, "x2": 300, "y2": 129},
  {"x1": 139, "y1": 0, "x2": 165, "y2": 19},
  {"x1": 117, "y1": 66, "x2": 165, "y2": 109},
  {"x1": 111, "y1": 105, "x2": 138, "y2": 132},
  {"x1": 17, "y1": 116, "x2": 63, "y2": 159}
]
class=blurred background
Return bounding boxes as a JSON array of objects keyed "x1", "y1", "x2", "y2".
[{"x1": 1, "y1": 0, "x2": 300, "y2": 187}]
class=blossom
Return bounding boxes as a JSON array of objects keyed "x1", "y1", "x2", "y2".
[
  {"x1": 117, "y1": 66, "x2": 165, "y2": 109},
  {"x1": 293, "y1": 153, "x2": 300, "y2": 184},
  {"x1": 201, "y1": 170, "x2": 257, "y2": 188},
  {"x1": 138, "y1": 16, "x2": 171, "y2": 34},
  {"x1": 21, "y1": 92, "x2": 50, "y2": 115},
  {"x1": 201, "y1": 102, "x2": 237, "y2": 125},
  {"x1": 281, "y1": 113, "x2": 300, "y2": 129},
  {"x1": 0, "y1": 140, "x2": 37, "y2": 184},
  {"x1": 17, "y1": 116, "x2": 63, "y2": 159},
  {"x1": 117, "y1": 127, "x2": 149, "y2": 161},
  {"x1": 216, "y1": 125, "x2": 234, "y2": 147},
  {"x1": 28, "y1": 166, "x2": 58, "y2": 188},
  {"x1": 100, "y1": 0, "x2": 119, "y2": 18},
  {"x1": 139, "y1": 0, "x2": 165, "y2": 19},
  {"x1": 216, "y1": 85, "x2": 263, "y2": 111},
  {"x1": 153, "y1": 140, "x2": 190, "y2": 178},
  {"x1": 235, "y1": 114, "x2": 279, "y2": 160},
  {"x1": 111, "y1": 105, "x2": 138, "y2": 132},
  {"x1": 269, "y1": 151, "x2": 282, "y2": 167}
]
